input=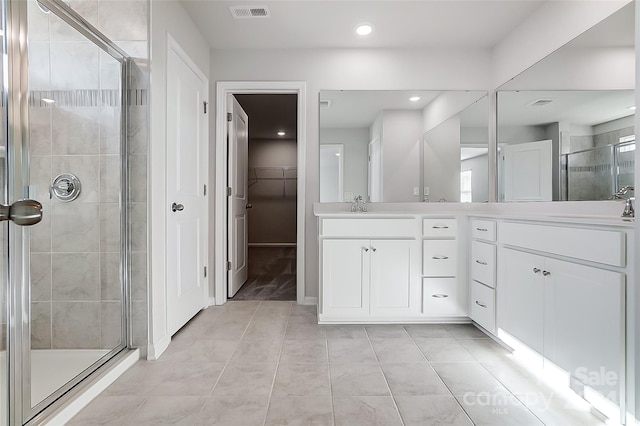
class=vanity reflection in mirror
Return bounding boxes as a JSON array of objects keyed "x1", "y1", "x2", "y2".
[
  {"x1": 497, "y1": 91, "x2": 634, "y2": 202},
  {"x1": 319, "y1": 90, "x2": 488, "y2": 203}
]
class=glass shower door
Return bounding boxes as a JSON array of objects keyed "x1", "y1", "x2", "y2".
[{"x1": 0, "y1": 0, "x2": 129, "y2": 423}]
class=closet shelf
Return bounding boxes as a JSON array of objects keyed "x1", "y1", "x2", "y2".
[{"x1": 249, "y1": 167, "x2": 297, "y2": 187}]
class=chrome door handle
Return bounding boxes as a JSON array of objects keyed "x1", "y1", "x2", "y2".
[
  {"x1": 171, "y1": 202, "x2": 184, "y2": 212},
  {"x1": 246, "y1": 203, "x2": 253, "y2": 209},
  {"x1": 0, "y1": 199, "x2": 43, "y2": 226}
]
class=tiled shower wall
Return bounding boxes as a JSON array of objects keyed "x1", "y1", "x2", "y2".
[{"x1": 27, "y1": 0, "x2": 148, "y2": 350}]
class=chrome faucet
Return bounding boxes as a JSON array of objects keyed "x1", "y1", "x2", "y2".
[
  {"x1": 351, "y1": 195, "x2": 367, "y2": 212},
  {"x1": 612, "y1": 186, "x2": 634, "y2": 218}
]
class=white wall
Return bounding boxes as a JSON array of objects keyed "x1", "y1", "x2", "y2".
[
  {"x1": 423, "y1": 115, "x2": 461, "y2": 202},
  {"x1": 423, "y1": 91, "x2": 487, "y2": 133},
  {"x1": 210, "y1": 47, "x2": 492, "y2": 298},
  {"x1": 492, "y1": 0, "x2": 632, "y2": 89},
  {"x1": 149, "y1": 1, "x2": 210, "y2": 358},
  {"x1": 320, "y1": 128, "x2": 368, "y2": 200},
  {"x1": 381, "y1": 110, "x2": 423, "y2": 202}
]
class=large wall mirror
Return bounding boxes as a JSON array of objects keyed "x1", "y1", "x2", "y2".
[
  {"x1": 497, "y1": 3, "x2": 634, "y2": 202},
  {"x1": 319, "y1": 90, "x2": 488, "y2": 203}
]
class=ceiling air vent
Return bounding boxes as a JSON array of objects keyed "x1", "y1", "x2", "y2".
[
  {"x1": 319, "y1": 100, "x2": 332, "y2": 108},
  {"x1": 528, "y1": 99, "x2": 555, "y2": 107},
  {"x1": 229, "y1": 5, "x2": 270, "y2": 19}
]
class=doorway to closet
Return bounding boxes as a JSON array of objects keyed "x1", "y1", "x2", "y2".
[{"x1": 230, "y1": 94, "x2": 298, "y2": 301}]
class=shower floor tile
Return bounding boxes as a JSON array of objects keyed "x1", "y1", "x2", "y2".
[{"x1": 31, "y1": 349, "x2": 110, "y2": 406}]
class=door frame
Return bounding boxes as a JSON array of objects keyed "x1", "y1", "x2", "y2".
[{"x1": 215, "y1": 82, "x2": 307, "y2": 305}]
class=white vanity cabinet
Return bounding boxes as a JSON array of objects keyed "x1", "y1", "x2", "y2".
[
  {"x1": 498, "y1": 221, "x2": 626, "y2": 404},
  {"x1": 422, "y1": 218, "x2": 465, "y2": 318},
  {"x1": 469, "y1": 218, "x2": 497, "y2": 333},
  {"x1": 318, "y1": 216, "x2": 421, "y2": 322}
]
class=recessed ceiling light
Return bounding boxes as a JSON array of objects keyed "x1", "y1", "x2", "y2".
[
  {"x1": 409, "y1": 96, "x2": 421, "y2": 102},
  {"x1": 335, "y1": 153, "x2": 341, "y2": 157},
  {"x1": 354, "y1": 23, "x2": 373, "y2": 36},
  {"x1": 41, "y1": 98, "x2": 55, "y2": 104},
  {"x1": 277, "y1": 131, "x2": 286, "y2": 136}
]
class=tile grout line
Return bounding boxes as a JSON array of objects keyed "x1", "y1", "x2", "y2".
[{"x1": 262, "y1": 301, "x2": 293, "y2": 426}]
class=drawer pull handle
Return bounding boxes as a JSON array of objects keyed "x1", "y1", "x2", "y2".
[
  {"x1": 476, "y1": 227, "x2": 488, "y2": 232},
  {"x1": 543, "y1": 270, "x2": 551, "y2": 277},
  {"x1": 432, "y1": 225, "x2": 449, "y2": 229},
  {"x1": 475, "y1": 260, "x2": 487, "y2": 266},
  {"x1": 533, "y1": 267, "x2": 541, "y2": 274},
  {"x1": 432, "y1": 256, "x2": 449, "y2": 260},
  {"x1": 432, "y1": 294, "x2": 449, "y2": 298},
  {"x1": 475, "y1": 300, "x2": 487, "y2": 308}
]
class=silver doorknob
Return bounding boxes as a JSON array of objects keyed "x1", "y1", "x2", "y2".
[
  {"x1": 0, "y1": 199, "x2": 43, "y2": 226},
  {"x1": 246, "y1": 203, "x2": 253, "y2": 209},
  {"x1": 171, "y1": 202, "x2": 184, "y2": 212}
]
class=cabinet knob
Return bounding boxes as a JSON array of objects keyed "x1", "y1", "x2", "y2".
[
  {"x1": 475, "y1": 260, "x2": 488, "y2": 266},
  {"x1": 533, "y1": 268, "x2": 541, "y2": 274},
  {"x1": 543, "y1": 270, "x2": 551, "y2": 276},
  {"x1": 363, "y1": 247, "x2": 369, "y2": 252},
  {"x1": 475, "y1": 300, "x2": 488, "y2": 308},
  {"x1": 371, "y1": 247, "x2": 377, "y2": 252}
]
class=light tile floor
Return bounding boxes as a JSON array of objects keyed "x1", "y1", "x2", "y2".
[{"x1": 69, "y1": 301, "x2": 608, "y2": 425}]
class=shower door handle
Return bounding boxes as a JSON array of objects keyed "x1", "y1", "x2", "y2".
[
  {"x1": 171, "y1": 202, "x2": 184, "y2": 212},
  {"x1": 0, "y1": 199, "x2": 43, "y2": 226}
]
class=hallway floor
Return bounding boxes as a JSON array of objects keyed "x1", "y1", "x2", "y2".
[
  {"x1": 231, "y1": 247, "x2": 296, "y2": 301},
  {"x1": 69, "y1": 301, "x2": 607, "y2": 425}
]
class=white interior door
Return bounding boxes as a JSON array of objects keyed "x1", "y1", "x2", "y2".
[
  {"x1": 227, "y1": 96, "x2": 249, "y2": 297},
  {"x1": 166, "y1": 43, "x2": 208, "y2": 335},
  {"x1": 368, "y1": 137, "x2": 382, "y2": 202},
  {"x1": 503, "y1": 140, "x2": 552, "y2": 201}
]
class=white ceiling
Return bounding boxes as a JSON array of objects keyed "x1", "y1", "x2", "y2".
[
  {"x1": 181, "y1": 0, "x2": 546, "y2": 50},
  {"x1": 320, "y1": 90, "x2": 442, "y2": 129},
  {"x1": 498, "y1": 90, "x2": 635, "y2": 128}
]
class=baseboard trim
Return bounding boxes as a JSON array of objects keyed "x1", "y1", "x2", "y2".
[
  {"x1": 207, "y1": 297, "x2": 216, "y2": 307},
  {"x1": 43, "y1": 349, "x2": 139, "y2": 425},
  {"x1": 147, "y1": 334, "x2": 171, "y2": 361},
  {"x1": 248, "y1": 243, "x2": 297, "y2": 247},
  {"x1": 303, "y1": 297, "x2": 318, "y2": 306}
]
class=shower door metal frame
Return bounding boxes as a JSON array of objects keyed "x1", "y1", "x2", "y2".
[{"x1": 4, "y1": 0, "x2": 131, "y2": 423}]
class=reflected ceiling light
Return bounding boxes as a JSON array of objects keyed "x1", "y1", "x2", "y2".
[
  {"x1": 277, "y1": 131, "x2": 286, "y2": 136},
  {"x1": 628, "y1": 105, "x2": 636, "y2": 110},
  {"x1": 409, "y1": 96, "x2": 421, "y2": 102},
  {"x1": 335, "y1": 153, "x2": 341, "y2": 156},
  {"x1": 354, "y1": 23, "x2": 373, "y2": 36},
  {"x1": 41, "y1": 98, "x2": 55, "y2": 104}
]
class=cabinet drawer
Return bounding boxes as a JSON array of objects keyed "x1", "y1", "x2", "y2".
[
  {"x1": 423, "y1": 218, "x2": 457, "y2": 238},
  {"x1": 423, "y1": 278, "x2": 460, "y2": 316},
  {"x1": 470, "y1": 281, "x2": 495, "y2": 333},
  {"x1": 471, "y1": 219, "x2": 496, "y2": 242},
  {"x1": 322, "y1": 218, "x2": 416, "y2": 237},
  {"x1": 423, "y1": 240, "x2": 457, "y2": 276},
  {"x1": 500, "y1": 222, "x2": 625, "y2": 267},
  {"x1": 471, "y1": 241, "x2": 496, "y2": 288}
]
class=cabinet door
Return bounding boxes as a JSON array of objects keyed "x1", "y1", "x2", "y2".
[
  {"x1": 544, "y1": 259, "x2": 623, "y2": 402},
  {"x1": 321, "y1": 239, "x2": 370, "y2": 318},
  {"x1": 500, "y1": 248, "x2": 544, "y2": 353},
  {"x1": 369, "y1": 240, "x2": 420, "y2": 317}
]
